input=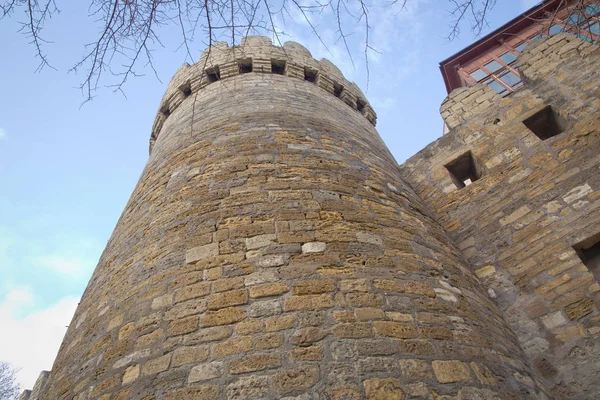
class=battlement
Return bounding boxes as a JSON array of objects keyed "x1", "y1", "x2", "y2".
[{"x1": 150, "y1": 36, "x2": 376, "y2": 150}]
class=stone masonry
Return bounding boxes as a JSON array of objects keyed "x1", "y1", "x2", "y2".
[
  {"x1": 402, "y1": 33, "x2": 600, "y2": 399},
  {"x1": 26, "y1": 33, "x2": 598, "y2": 399}
]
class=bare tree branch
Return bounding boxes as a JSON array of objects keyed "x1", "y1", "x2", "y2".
[
  {"x1": 0, "y1": 361, "x2": 21, "y2": 400},
  {"x1": 5, "y1": 0, "x2": 590, "y2": 99}
]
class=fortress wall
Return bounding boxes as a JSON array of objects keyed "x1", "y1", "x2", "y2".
[
  {"x1": 39, "y1": 38, "x2": 542, "y2": 399},
  {"x1": 402, "y1": 33, "x2": 600, "y2": 399}
]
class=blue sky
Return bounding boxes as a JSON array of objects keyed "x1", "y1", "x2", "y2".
[{"x1": 0, "y1": 0, "x2": 536, "y2": 389}]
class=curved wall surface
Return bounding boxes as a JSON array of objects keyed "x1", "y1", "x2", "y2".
[{"x1": 41, "y1": 37, "x2": 543, "y2": 400}]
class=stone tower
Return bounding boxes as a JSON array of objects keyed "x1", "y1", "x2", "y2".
[{"x1": 37, "y1": 36, "x2": 546, "y2": 399}]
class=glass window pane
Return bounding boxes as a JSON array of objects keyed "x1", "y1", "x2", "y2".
[
  {"x1": 515, "y1": 42, "x2": 528, "y2": 52},
  {"x1": 530, "y1": 33, "x2": 546, "y2": 41},
  {"x1": 486, "y1": 79, "x2": 505, "y2": 94},
  {"x1": 549, "y1": 24, "x2": 564, "y2": 35},
  {"x1": 499, "y1": 70, "x2": 521, "y2": 87},
  {"x1": 578, "y1": 33, "x2": 594, "y2": 42},
  {"x1": 590, "y1": 22, "x2": 600, "y2": 35},
  {"x1": 586, "y1": 3, "x2": 600, "y2": 16},
  {"x1": 484, "y1": 60, "x2": 502, "y2": 73},
  {"x1": 513, "y1": 81, "x2": 524, "y2": 89},
  {"x1": 470, "y1": 69, "x2": 488, "y2": 82},
  {"x1": 566, "y1": 13, "x2": 586, "y2": 25},
  {"x1": 499, "y1": 52, "x2": 518, "y2": 64}
]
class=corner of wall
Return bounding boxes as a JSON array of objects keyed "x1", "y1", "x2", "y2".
[{"x1": 440, "y1": 85, "x2": 503, "y2": 131}]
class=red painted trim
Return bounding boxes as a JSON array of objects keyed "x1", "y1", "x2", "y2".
[{"x1": 439, "y1": 0, "x2": 570, "y2": 93}]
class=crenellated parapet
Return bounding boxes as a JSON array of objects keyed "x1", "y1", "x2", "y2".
[
  {"x1": 150, "y1": 36, "x2": 376, "y2": 152},
  {"x1": 19, "y1": 370, "x2": 50, "y2": 400}
]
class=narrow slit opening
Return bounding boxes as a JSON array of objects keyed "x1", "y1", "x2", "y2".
[
  {"x1": 205, "y1": 67, "x2": 220, "y2": 83},
  {"x1": 271, "y1": 60, "x2": 286, "y2": 75},
  {"x1": 333, "y1": 83, "x2": 343, "y2": 98},
  {"x1": 179, "y1": 82, "x2": 192, "y2": 97},
  {"x1": 238, "y1": 59, "x2": 253, "y2": 74},
  {"x1": 304, "y1": 68, "x2": 317, "y2": 83},
  {"x1": 357, "y1": 99, "x2": 366, "y2": 113}
]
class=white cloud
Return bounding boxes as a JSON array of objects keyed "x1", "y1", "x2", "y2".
[
  {"x1": 0, "y1": 287, "x2": 78, "y2": 390},
  {"x1": 0, "y1": 127, "x2": 5, "y2": 140},
  {"x1": 35, "y1": 254, "x2": 96, "y2": 276}
]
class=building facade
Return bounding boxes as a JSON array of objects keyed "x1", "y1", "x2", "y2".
[
  {"x1": 440, "y1": 0, "x2": 600, "y2": 96},
  {"x1": 21, "y1": 20, "x2": 600, "y2": 400}
]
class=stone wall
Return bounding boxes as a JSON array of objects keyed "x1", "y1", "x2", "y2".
[
  {"x1": 19, "y1": 371, "x2": 50, "y2": 400},
  {"x1": 402, "y1": 33, "x2": 600, "y2": 399},
  {"x1": 36, "y1": 37, "x2": 543, "y2": 399}
]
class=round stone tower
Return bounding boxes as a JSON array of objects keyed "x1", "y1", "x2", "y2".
[{"x1": 41, "y1": 37, "x2": 543, "y2": 399}]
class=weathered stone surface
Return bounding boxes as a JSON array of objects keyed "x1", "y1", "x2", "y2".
[
  {"x1": 186, "y1": 243, "x2": 219, "y2": 264},
  {"x1": 199, "y1": 307, "x2": 246, "y2": 327},
  {"x1": 399, "y1": 359, "x2": 433, "y2": 380},
  {"x1": 229, "y1": 353, "x2": 281, "y2": 374},
  {"x1": 188, "y1": 362, "x2": 223, "y2": 383},
  {"x1": 402, "y1": 33, "x2": 600, "y2": 399},
  {"x1": 272, "y1": 365, "x2": 320, "y2": 395},
  {"x1": 226, "y1": 376, "x2": 270, "y2": 400},
  {"x1": 249, "y1": 282, "x2": 289, "y2": 298},
  {"x1": 207, "y1": 289, "x2": 249, "y2": 310},
  {"x1": 291, "y1": 278, "x2": 336, "y2": 295},
  {"x1": 301, "y1": 242, "x2": 327, "y2": 253},
  {"x1": 172, "y1": 345, "x2": 209, "y2": 367},
  {"x1": 38, "y1": 34, "x2": 600, "y2": 400},
  {"x1": 184, "y1": 326, "x2": 233, "y2": 345},
  {"x1": 249, "y1": 299, "x2": 282, "y2": 317},
  {"x1": 432, "y1": 360, "x2": 473, "y2": 383},
  {"x1": 142, "y1": 353, "x2": 171, "y2": 376},
  {"x1": 164, "y1": 386, "x2": 219, "y2": 400},
  {"x1": 363, "y1": 378, "x2": 406, "y2": 400},
  {"x1": 121, "y1": 365, "x2": 140, "y2": 385},
  {"x1": 212, "y1": 336, "x2": 253, "y2": 358},
  {"x1": 373, "y1": 322, "x2": 418, "y2": 339},
  {"x1": 289, "y1": 327, "x2": 328, "y2": 346}
]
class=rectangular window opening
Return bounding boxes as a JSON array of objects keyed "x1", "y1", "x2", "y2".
[
  {"x1": 333, "y1": 83, "x2": 343, "y2": 98},
  {"x1": 238, "y1": 59, "x2": 253, "y2": 74},
  {"x1": 205, "y1": 67, "x2": 220, "y2": 83},
  {"x1": 271, "y1": 59, "x2": 286, "y2": 75},
  {"x1": 445, "y1": 151, "x2": 482, "y2": 189},
  {"x1": 179, "y1": 82, "x2": 192, "y2": 97},
  {"x1": 574, "y1": 233, "x2": 600, "y2": 281},
  {"x1": 304, "y1": 68, "x2": 318, "y2": 83},
  {"x1": 523, "y1": 106, "x2": 567, "y2": 140}
]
